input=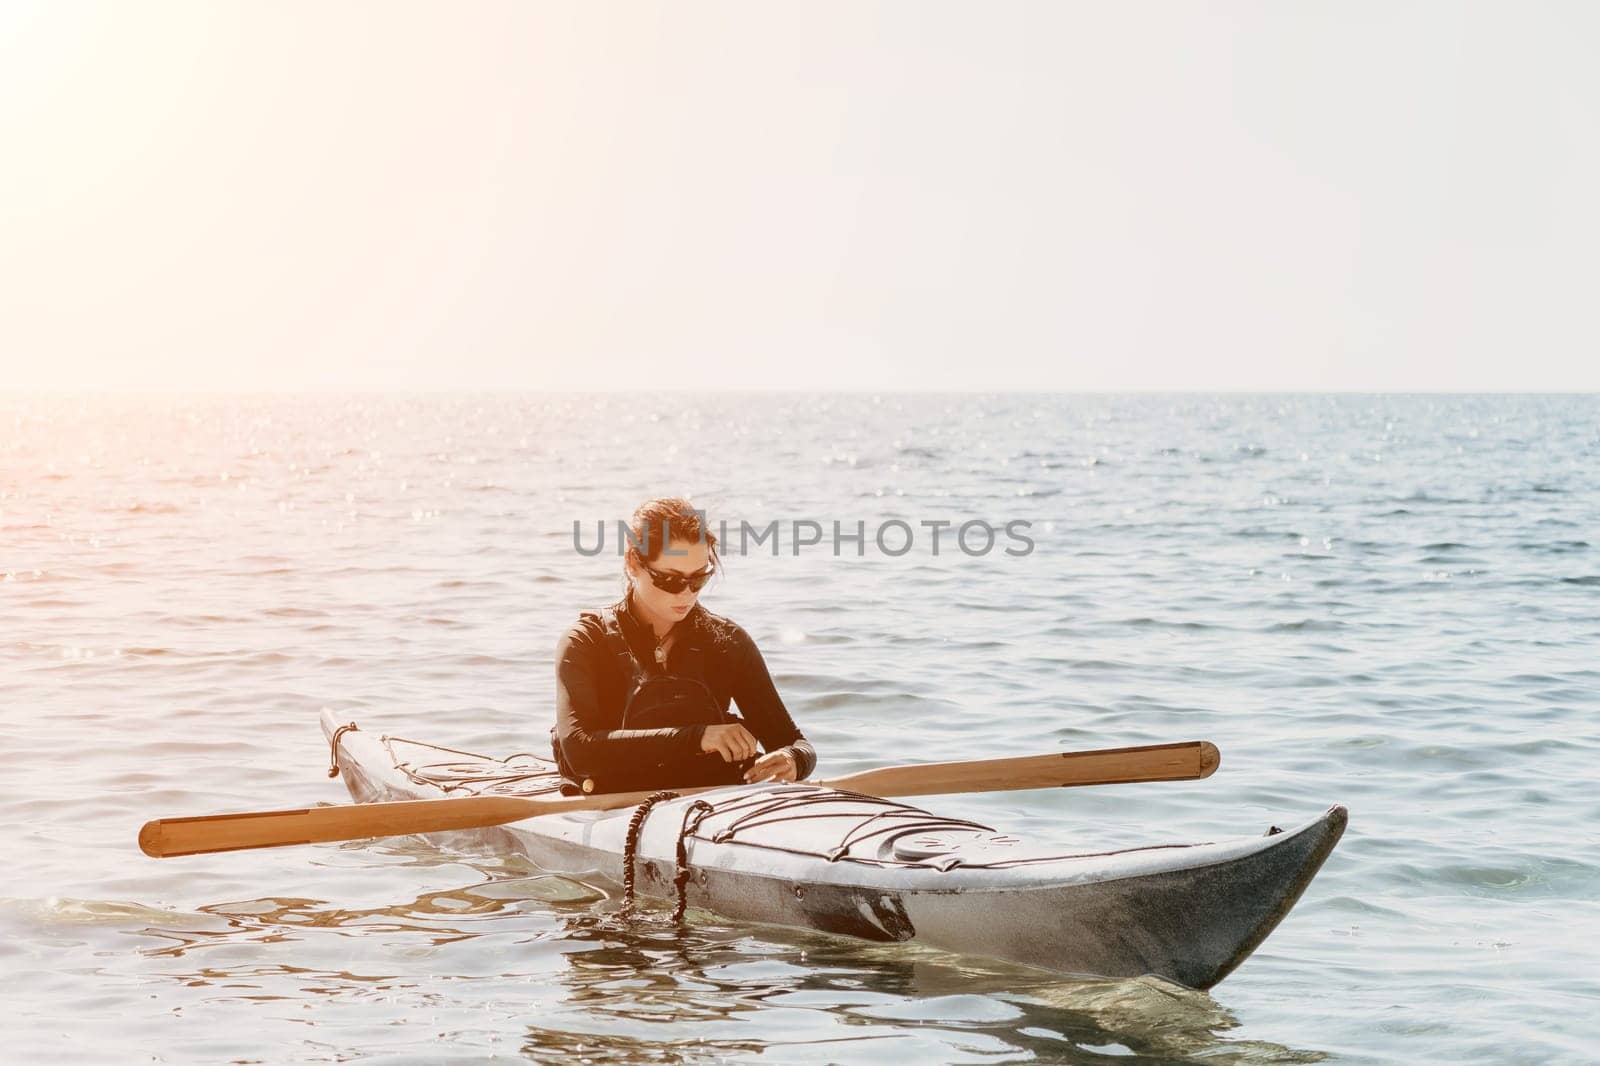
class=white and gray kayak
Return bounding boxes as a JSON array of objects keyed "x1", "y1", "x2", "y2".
[{"x1": 322, "y1": 710, "x2": 1345, "y2": 990}]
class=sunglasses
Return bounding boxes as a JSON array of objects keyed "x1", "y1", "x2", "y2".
[{"x1": 640, "y1": 561, "x2": 715, "y2": 594}]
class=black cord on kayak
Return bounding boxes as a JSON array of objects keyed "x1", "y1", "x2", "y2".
[
  {"x1": 672, "y1": 800, "x2": 715, "y2": 924},
  {"x1": 380, "y1": 734, "x2": 564, "y2": 795},
  {"x1": 619, "y1": 790, "x2": 679, "y2": 920}
]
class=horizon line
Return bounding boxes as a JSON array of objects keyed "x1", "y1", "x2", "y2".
[{"x1": 6, "y1": 386, "x2": 1599, "y2": 397}]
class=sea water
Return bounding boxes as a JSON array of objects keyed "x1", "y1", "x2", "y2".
[{"x1": 2, "y1": 392, "x2": 1597, "y2": 1064}]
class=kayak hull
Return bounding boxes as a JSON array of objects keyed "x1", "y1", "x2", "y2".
[{"x1": 321, "y1": 712, "x2": 1344, "y2": 989}]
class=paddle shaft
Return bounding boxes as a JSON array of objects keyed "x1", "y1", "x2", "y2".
[{"x1": 138, "y1": 740, "x2": 1219, "y2": 858}]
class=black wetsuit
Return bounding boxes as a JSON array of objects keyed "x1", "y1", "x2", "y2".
[{"x1": 552, "y1": 593, "x2": 817, "y2": 793}]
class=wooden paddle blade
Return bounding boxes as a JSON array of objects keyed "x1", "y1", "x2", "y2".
[
  {"x1": 820, "y1": 741, "x2": 1219, "y2": 799},
  {"x1": 138, "y1": 794, "x2": 546, "y2": 858}
]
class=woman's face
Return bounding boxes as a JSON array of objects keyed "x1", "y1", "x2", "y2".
[{"x1": 628, "y1": 537, "x2": 713, "y2": 624}]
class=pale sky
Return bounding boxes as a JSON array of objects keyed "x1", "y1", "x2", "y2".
[{"x1": 2, "y1": 1, "x2": 1596, "y2": 391}]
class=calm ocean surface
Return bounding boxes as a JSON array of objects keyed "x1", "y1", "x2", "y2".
[{"x1": 3, "y1": 392, "x2": 1597, "y2": 1064}]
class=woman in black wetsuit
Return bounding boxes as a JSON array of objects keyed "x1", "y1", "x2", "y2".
[{"x1": 552, "y1": 497, "x2": 816, "y2": 794}]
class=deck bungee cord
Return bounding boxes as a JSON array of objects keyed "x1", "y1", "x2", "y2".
[
  {"x1": 615, "y1": 791, "x2": 715, "y2": 923},
  {"x1": 675, "y1": 785, "x2": 996, "y2": 864},
  {"x1": 378, "y1": 733, "x2": 566, "y2": 796}
]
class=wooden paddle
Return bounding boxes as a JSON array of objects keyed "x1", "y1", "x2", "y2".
[{"x1": 138, "y1": 740, "x2": 1219, "y2": 858}]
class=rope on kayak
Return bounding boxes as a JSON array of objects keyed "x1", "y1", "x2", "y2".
[
  {"x1": 687, "y1": 785, "x2": 995, "y2": 864},
  {"x1": 671, "y1": 800, "x2": 715, "y2": 924},
  {"x1": 684, "y1": 787, "x2": 1208, "y2": 869},
  {"x1": 619, "y1": 790, "x2": 679, "y2": 921},
  {"x1": 326, "y1": 722, "x2": 359, "y2": 777},
  {"x1": 618, "y1": 792, "x2": 716, "y2": 924},
  {"x1": 379, "y1": 735, "x2": 563, "y2": 796}
]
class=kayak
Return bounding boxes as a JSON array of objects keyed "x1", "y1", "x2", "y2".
[{"x1": 321, "y1": 710, "x2": 1345, "y2": 990}]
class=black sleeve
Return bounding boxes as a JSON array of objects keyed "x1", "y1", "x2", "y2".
[
  {"x1": 554, "y1": 622, "x2": 706, "y2": 781},
  {"x1": 729, "y1": 627, "x2": 817, "y2": 780}
]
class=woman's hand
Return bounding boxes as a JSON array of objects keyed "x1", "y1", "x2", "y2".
[
  {"x1": 701, "y1": 723, "x2": 758, "y2": 763},
  {"x1": 743, "y1": 748, "x2": 799, "y2": 783}
]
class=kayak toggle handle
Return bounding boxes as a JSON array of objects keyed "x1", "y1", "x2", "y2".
[{"x1": 327, "y1": 722, "x2": 359, "y2": 777}]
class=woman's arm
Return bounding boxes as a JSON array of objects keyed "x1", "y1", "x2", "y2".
[
  {"x1": 554, "y1": 624, "x2": 706, "y2": 783},
  {"x1": 728, "y1": 628, "x2": 817, "y2": 780}
]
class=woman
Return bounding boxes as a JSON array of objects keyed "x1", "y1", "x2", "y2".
[{"x1": 552, "y1": 497, "x2": 816, "y2": 794}]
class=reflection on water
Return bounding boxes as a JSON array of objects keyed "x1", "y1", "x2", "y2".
[
  {"x1": 135, "y1": 875, "x2": 606, "y2": 958},
  {"x1": 108, "y1": 868, "x2": 1326, "y2": 1063}
]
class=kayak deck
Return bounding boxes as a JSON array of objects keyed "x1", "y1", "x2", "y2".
[{"x1": 320, "y1": 711, "x2": 1346, "y2": 989}]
